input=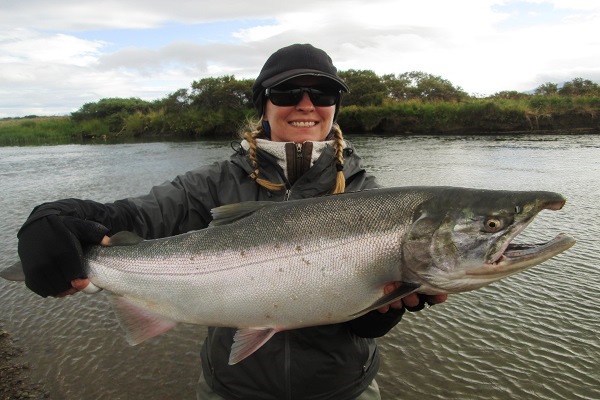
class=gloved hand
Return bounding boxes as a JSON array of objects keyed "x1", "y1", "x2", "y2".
[
  {"x1": 377, "y1": 282, "x2": 448, "y2": 313},
  {"x1": 17, "y1": 215, "x2": 109, "y2": 297},
  {"x1": 404, "y1": 293, "x2": 448, "y2": 312}
]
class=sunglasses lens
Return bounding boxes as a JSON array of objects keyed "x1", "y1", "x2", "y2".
[
  {"x1": 268, "y1": 91, "x2": 302, "y2": 106},
  {"x1": 267, "y1": 87, "x2": 339, "y2": 107},
  {"x1": 309, "y1": 91, "x2": 339, "y2": 107}
]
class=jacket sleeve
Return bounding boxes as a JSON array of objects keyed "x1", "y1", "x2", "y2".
[{"x1": 21, "y1": 160, "x2": 234, "y2": 239}]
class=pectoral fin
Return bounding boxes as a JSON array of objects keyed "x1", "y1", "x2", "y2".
[
  {"x1": 229, "y1": 327, "x2": 279, "y2": 365},
  {"x1": 350, "y1": 282, "x2": 421, "y2": 317}
]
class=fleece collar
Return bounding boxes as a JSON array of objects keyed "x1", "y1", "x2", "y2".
[{"x1": 241, "y1": 139, "x2": 346, "y2": 181}]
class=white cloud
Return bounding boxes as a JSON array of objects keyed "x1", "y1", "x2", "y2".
[
  {"x1": 1, "y1": 0, "x2": 599, "y2": 117},
  {"x1": 1, "y1": 29, "x2": 104, "y2": 67},
  {"x1": 232, "y1": 24, "x2": 289, "y2": 43}
]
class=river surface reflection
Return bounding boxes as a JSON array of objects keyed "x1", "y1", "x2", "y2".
[{"x1": 0, "y1": 134, "x2": 598, "y2": 399}]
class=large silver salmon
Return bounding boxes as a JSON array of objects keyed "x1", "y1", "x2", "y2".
[{"x1": 2, "y1": 186, "x2": 575, "y2": 364}]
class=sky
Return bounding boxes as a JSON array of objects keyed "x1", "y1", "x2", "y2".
[{"x1": 1, "y1": 0, "x2": 599, "y2": 118}]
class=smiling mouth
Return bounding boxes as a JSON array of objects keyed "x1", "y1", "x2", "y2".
[{"x1": 290, "y1": 121, "x2": 317, "y2": 127}]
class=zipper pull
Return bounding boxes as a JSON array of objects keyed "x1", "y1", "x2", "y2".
[{"x1": 284, "y1": 189, "x2": 291, "y2": 201}]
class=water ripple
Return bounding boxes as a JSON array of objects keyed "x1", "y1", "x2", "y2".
[{"x1": 1, "y1": 137, "x2": 599, "y2": 399}]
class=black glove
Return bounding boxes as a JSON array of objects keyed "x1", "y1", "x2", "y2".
[
  {"x1": 405, "y1": 294, "x2": 439, "y2": 312},
  {"x1": 17, "y1": 215, "x2": 109, "y2": 297}
]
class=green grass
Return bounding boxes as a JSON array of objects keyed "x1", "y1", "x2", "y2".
[
  {"x1": 0, "y1": 116, "x2": 78, "y2": 146},
  {"x1": 2, "y1": 96, "x2": 598, "y2": 146},
  {"x1": 338, "y1": 97, "x2": 600, "y2": 134}
]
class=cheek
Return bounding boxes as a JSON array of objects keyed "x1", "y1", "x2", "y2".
[
  {"x1": 263, "y1": 101, "x2": 283, "y2": 121},
  {"x1": 319, "y1": 106, "x2": 336, "y2": 123}
]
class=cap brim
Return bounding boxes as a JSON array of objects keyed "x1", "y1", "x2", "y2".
[{"x1": 262, "y1": 69, "x2": 349, "y2": 92}]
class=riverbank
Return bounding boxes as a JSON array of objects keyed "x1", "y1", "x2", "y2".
[
  {"x1": 0, "y1": 326, "x2": 48, "y2": 400},
  {"x1": 2, "y1": 94, "x2": 599, "y2": 146}
]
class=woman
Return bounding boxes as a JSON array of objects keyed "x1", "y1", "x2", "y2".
[{"x1": 17, "y1": 43, "x2": 446, "y2": 400}]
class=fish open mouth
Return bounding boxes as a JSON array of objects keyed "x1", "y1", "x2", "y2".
[
  {"x1": 484, "y1": 197, "x2": 574, "y2": 271},
  {"x1": 492, "y1": 233, "x2": 575, "y2": 269}
]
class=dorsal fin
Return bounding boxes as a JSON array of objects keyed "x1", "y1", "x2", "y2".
[
  {"x1": 108, "y1": 231, "x2": 144, "y2": 246},
  {"x1": 210, "y1": 201, "x2": 274, "y2": 226}
]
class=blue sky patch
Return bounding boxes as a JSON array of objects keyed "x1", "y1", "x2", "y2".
[
  {"x1": 65, "y1": 19, "x2": 277, "y2": 50},
  {"x1": 493, "y1": 1, "x2": 572, "y2": 29}
]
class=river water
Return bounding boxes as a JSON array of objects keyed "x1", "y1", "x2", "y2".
[{"x1": 0, "y1": 134, "x2": 598, "y2": 399}]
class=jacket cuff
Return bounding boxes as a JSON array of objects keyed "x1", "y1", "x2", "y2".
[{"x1": 346, "y1": 308, "x2": 406, "y2": 338}]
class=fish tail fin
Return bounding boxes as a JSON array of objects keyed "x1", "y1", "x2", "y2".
[
  {"x1": 229, "y1": 327, "x2": 279, "y2": 365},
  {"x1": 0, "y1": 261, "x2": 25, "y2": 282}
]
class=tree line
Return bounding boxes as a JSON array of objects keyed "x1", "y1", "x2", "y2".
[{"x1": 68, "y1": 72, "x2": 600, "y2": 138}]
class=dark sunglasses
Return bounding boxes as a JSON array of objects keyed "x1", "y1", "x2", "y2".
[{"x1": 265, "y1": 87, "x2": 341, "y2": 107}]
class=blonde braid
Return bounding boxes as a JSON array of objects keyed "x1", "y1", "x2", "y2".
[
  {"x1": 241, "y1": 126, "x2": 285, "y2": 192},
  {"x1": 331, "y1": 123, "x2": 346, "y2": 194}
]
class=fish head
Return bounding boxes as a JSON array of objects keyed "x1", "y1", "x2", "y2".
[{"x1": 402, "y1": 188, "x2": 575, "y2": 293}]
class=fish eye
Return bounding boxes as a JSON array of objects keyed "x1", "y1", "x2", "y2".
[{"x1": 483, "y1": 218, "x2": 504, "y2": 232}]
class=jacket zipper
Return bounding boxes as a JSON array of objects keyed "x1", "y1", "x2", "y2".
[
  {"x1": 282, "y1": 143, "x2": 303, "y2": 201},
  {"x1": 289, "y1": 142, "x2": 303, "y2": 187}
]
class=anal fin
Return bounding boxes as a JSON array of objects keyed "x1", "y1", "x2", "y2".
[{"x1": 108, "y1": 294, "x2": 177, "y2": 345}]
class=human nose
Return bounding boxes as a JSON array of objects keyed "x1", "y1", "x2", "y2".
[{"x1": 296, "y1": 92, "x2": 315, "y2": 110}]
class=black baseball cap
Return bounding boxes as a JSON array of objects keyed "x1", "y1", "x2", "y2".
[{"x1": 252, "y1": 44, "x2": 349, "y2": 117}]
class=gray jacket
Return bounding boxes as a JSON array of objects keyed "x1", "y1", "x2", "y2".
[{"x1": 28, "y1": 141, "x2": 405, "y2": 400}]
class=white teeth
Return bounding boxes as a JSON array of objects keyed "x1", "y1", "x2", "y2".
[{"x1": 290, "y1": 121, "x2": 316, "y2": 127}]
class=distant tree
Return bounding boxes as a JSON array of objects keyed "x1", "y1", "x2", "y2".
[
  {"x1": 381, "y1": 73, "x2": 410, "y2": 101},
  {"x1": 226, "y1": 78, "x2": 254, "y2": 109},
  {"x1": 158, "y1": 89, "x2": 191, "y2": 113},
  {"x1": 386, "y1": 71, "x2": 468, "y2": 101},
  {"x1": 71, "y1": 97, "x2": 151, "y2": 122},
  {"x1": 491, "y1": 90, "x2": 530, "y2": 100},
  {"x1": 189, "y1": 76, "x2": 253, "y2": 111},
  {"x1": 338, "y1": 70, "x2": 387, "y2": 107},
  {"x1": 558, "y1": 78, "x2": 600, "y2": 96},
  {"x1": 534, "y1": 82, "x2": 559, "y2": 96}
]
